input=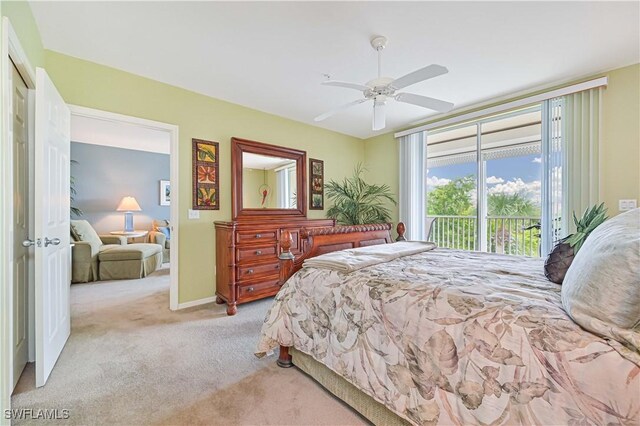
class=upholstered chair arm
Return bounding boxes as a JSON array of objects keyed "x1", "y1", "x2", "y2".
[
  {"x1": 148, "y1": 231, "x2": 166, "y2": 246},
  {"x1": 99, "y1": 235, "x2": 127, "y2": 245},
  {"x1": 71, "y1": 241, "x2": 100, "y2": 283},
  {"x1": 72, "y1": 241, "x2": 96, "y2": 259}
]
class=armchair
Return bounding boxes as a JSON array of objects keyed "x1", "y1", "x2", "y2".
[
  {"x1": 149, "y1": 219, "x2": 170, "y2": 263},
  {"x1": 70, "y1": 220, "x2": 127, "y2": 283}
]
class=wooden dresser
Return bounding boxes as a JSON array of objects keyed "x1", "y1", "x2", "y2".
[{"x1": 215, "y1": 218, "x2": 335, "y2": 315}]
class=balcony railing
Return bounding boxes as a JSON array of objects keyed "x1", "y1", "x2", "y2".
[{"x1": 428, "y1": 215, "x2": 541, "y2": 257}]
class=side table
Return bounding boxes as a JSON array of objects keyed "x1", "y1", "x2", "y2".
[{"x1": 109, "y1": 230, "x2": 149, "y2": 243}]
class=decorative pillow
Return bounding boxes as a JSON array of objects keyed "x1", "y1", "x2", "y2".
[
  {"x1": 157, "y1": 226, "x2": 171, "y2": 240},
  {"x1": 561, "y1": 208, "x2": 640, "y2": 363},
  {"x1": 70, "y1": 220, "x2": 104, "y2": 253}
]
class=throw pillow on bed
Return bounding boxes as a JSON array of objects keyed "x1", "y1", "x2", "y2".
[{"x1": 561, "y1": 208, "x2": 640, "y2": 361}]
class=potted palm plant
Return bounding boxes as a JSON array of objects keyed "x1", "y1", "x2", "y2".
[
  {"x1": 544, "y1": 203, "x2": 607, "y2": 284},
  {"x1": 325, "y1": 164, "x2": 396, "y2": 225}
]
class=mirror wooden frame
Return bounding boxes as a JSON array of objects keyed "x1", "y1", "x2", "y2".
[{"x1": 232, "y1": 137, "x2": 307, "y2": 219}]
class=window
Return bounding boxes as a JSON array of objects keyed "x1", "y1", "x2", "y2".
[
  {"x1": 400, "y1": 82, "x2": 603, "y2": 255},
  {"x1": 276, "y1": 164, "x2": 297, "y2": 208},
  {"x1": 426, "y1": 107, "x2": 545, "y2": 256}
]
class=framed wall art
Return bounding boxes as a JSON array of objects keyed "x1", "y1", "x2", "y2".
[
  {"x1": 309, "y1": 158, "x2": 324, "y2": 210},
  {"x1": 192, "y1": 138, "x2": 220, "y2": 210},
  {"x1": 159, "y1": 180, "x2": 171, "y2": 206}
]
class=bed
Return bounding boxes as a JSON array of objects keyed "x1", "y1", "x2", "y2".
[{"x1": 256, "y1": 223, "x2": 639, "y2": 425}]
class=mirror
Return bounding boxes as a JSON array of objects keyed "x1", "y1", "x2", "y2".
[
  {"x1": 232, "y1": 137, "x2": 307, "y2": 219},
  {"x1": 242, "y1": 153, "x2": 297, "y2": 209}
]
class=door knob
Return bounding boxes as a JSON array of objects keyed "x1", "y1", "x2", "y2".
[
  {"x1": 44, "y1": 237, "x2": 61, "y2": 247},
  {"x1": 22, "y1": 239, "x2": 36, "y2": 247}
]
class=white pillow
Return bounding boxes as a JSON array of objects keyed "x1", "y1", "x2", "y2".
[{"x1": 561, "y1": 208, "x2": 640, "y2": 362}]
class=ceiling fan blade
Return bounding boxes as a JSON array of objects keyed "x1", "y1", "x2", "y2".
[
  {"x1": 390, "y1": 64, "x2": 448, "y2": 90},
  {"x1": 395, "y1": 92, "x2": 454, "y2": 113},
  {"x1": 372, "y1": 101, "x2": 386, "y2": 131},
  {"x1": 314, "y1": 99, "x2": 368, "y2": 122},
  {"x1": 321, "y1": 80, "x2": 370, "y2": 92}
]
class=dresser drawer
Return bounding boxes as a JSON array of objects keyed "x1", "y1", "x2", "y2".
[
  {"x1": 236, "y1": 244, "x2": 278, "y2": 263},
  {"x1": 237, "y1": 278, "x2": 280, "y2": 300},
  {"x1": 237, "y1": 261, "x2": 280, "y2": 281},
  {"x1": 236, "y1": 230, "x2": 277, "y2": 244}
]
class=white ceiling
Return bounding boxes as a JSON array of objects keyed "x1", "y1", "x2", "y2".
[
  {"x1": 71, "y1": 114, "x2": 170, "y2": 154},
  {"x1": 30, "y1": 1, "x2": 639, "y2": 139},
  {"x1": 243, "y1": 152, "x2": 295, "y2": 170}
]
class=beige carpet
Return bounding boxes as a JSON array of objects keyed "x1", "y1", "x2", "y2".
[{"x1": 11, "y1": 266, "x2": 367, "y2": 425}]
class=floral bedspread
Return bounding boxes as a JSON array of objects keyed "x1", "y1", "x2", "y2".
[{"x1": 257, "y1": 249, "x2": 639, "y2": 425}]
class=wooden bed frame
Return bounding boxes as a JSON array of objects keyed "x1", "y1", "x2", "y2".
[{"x1": 276, "y1": 222, "x2": 406, "y2": 367}]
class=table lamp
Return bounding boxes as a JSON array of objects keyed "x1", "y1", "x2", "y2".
[{"x1": 116, "y1": 196, "x2": 142, "y2": 232}]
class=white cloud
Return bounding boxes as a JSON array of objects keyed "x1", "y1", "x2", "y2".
[
  {"x1": 426, "y1": 176, "x2": 451, "y2": 188},
  {"x1": 532, "y1": 157, "x2": 542, "y2": 163},
  {"x1": 488, "y1": 178, "x2": 541, "y2": 204},
  {"x1": 486, "y1": 176, "x2": 505, "y2": 185}
]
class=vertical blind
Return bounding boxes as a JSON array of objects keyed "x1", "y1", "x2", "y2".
[
  {"x1": 541, "y1": 97, "x2": 564, "y2": 254},
  {"x1": 398, "y1": 132, "x2": 426, "y2": 240},
  {"x1": 530, "y1": 88, "x2": 602, "y2": 254},
  {"x1": 276, "y1": 168, "x2": 288, "y2": 208},
  {"x1": 564, "y1": 88, "x2": 601, "y2": 232}
]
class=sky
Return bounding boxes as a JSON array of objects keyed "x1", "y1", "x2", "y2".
[{"x1": 427, "y1": 153, "x2": 542, "y2": 205}]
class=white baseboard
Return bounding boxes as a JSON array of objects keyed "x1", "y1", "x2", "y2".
[{"x1": 176, "y1": 296, "x2": 217, "y2": 310}]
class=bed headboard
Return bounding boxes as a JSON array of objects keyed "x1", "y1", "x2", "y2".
[{"x1": 278, "y1": 222, "x2": 406, "y2": 283}]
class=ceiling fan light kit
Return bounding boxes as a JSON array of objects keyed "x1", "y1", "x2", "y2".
[
  {"x1": 315, "y1": 35, "x2": 454, "y2": 132},
  {"x1": 373, "y1": 100, "x2": 386, "y2": 131}
]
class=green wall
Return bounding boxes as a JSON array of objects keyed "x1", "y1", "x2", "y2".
[
  {"x1": 363, "y1": 63, "x2": 640, "y2": 224},
  {"x1": 363, "y1": 133, "x2": 400, "y2": 225},
  {"x1": 600, "y1": 64, "x2": 640, "y2": 213},
  {"x1": 44, "y1": 51, "x2": 363, "y2": 304},
  {"x1": 1, "y1": 0, "x2": 44, "y2": 68}
]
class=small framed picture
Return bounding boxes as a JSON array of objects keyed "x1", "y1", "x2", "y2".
[
  {"x1": 311, "y1": 193, "x2": 323, "y2": 209},
  {"x1": 309, "y1": 158, "x2": 324, "y2": 210},
  {"x1": 160, "y1": 180, "x2": 171, "y2": 206},
  {"x1": 192, "y1": 139, "x2": 220, "y2": 210}
]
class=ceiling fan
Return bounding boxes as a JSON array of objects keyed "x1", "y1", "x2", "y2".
[{"x1": 314, "y1": 36, "x2": 454, "y2": 131}]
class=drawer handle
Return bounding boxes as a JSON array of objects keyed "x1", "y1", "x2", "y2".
[
  {"x1": 255, "y1": 234, "x2": 262, "y2": 238},
  {"x1": 255, "y1": 250, "x2": 262, "y2": 255},
  {"x1": 247, "y1": 269, "x2": 254, "y2": 274},
  {"x1": 247, "y1": 287, "x2": 255, "y2": 292},
  {"x1": 275, "y1": 264, "x2": 280, "y2": 269}
]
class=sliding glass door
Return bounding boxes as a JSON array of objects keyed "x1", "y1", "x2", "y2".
[
  {"x1": 426, "y1": 123, "x2": 478, "y2": 251},
  {"x1": 426, "y1": 106, "x2": 547, "y2": 257}
]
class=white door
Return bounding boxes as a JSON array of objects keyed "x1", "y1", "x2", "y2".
[
  {"x1": 33, "y1": 67, "x2": 71, "y2": 387},
  {"x1": 11, "y1": 63, "x2": 29, "y2": 390}
]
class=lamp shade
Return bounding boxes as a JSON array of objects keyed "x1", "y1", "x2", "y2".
[{"x1": 116, "y1": 196, "x2": 142, "y2": 212}]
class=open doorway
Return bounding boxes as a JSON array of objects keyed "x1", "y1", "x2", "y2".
[
  {"x1": 68, "y1": 106, "x2": 180, "y2": 310},
  {"x1": 2, "y1": 19, "x2": 181, "y2": 410}
]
